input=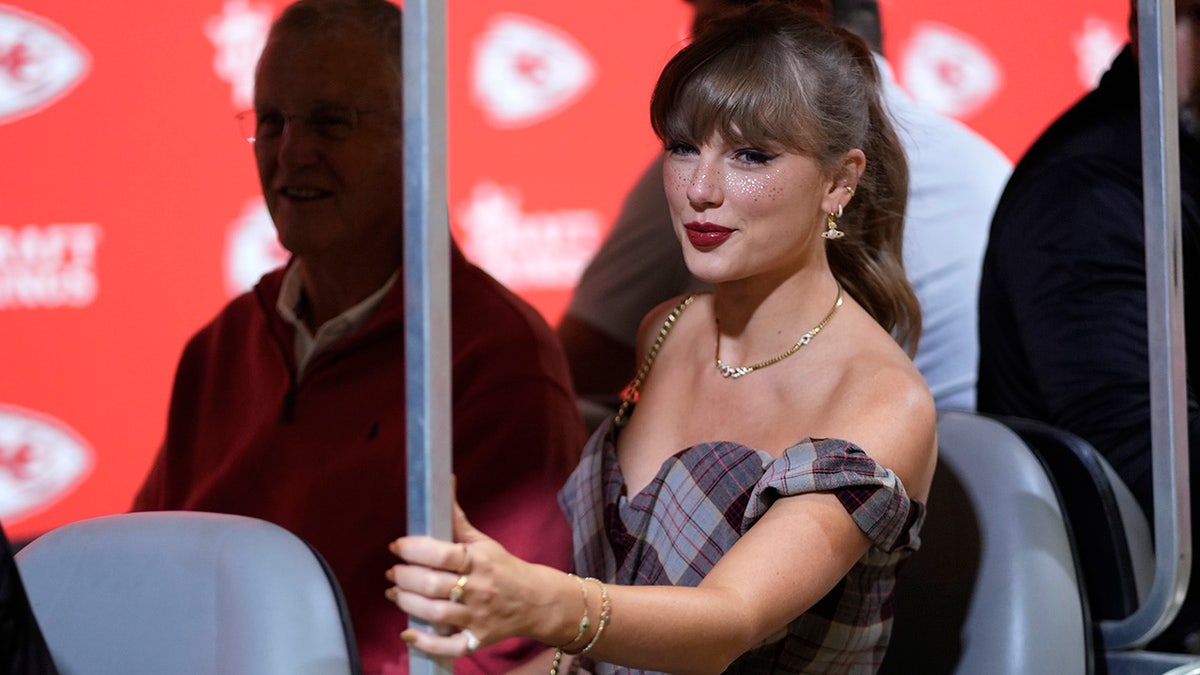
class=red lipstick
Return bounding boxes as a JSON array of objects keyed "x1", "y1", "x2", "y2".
[{"x1": 684, "y1": 222, "x2": 734, "y2": 247}]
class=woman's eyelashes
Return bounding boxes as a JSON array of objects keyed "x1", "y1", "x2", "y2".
[
  {"x1": 733, "y1": 148, "x2": 777, "y2": 165},
  {"x1": 665, "y1": 141, "x2": 698, "y2": 156},
  {"x1": 664, "y1": 141, "x2": 777, "y2": 166}
]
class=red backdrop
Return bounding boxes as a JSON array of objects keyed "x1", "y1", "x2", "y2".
[{"x1": 0, "y1": 0, "x2": 1127, "y2": 539}]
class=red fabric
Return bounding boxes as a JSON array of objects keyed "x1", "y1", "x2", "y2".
[{"x1": 133, "y1": 243, "x2": 585, "y2": 674}]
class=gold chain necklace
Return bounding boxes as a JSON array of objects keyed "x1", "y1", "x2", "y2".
[
  {"x1": 715, "y1": 285, "x2": 843, "y2": 379},
  {"x1": 614, "y1": 293, "x2": 697, "y2": 426}
]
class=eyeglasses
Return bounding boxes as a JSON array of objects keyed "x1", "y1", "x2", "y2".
[{"x1": 234, "y1": 104, "x2": 391, "y2": 144}]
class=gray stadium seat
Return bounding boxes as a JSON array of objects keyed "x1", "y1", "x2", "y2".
[
  {"x1": 993, "y1": 415, "x2": 1154, "y2": 622},
  {"x1": 15, "y1": 511, "x2": 361, "y2": 675},
  {"x1": 880, "y1": 410, "x2": 1090, "y2": 674}
]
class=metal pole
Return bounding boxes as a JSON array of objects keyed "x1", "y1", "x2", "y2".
[
  {"x1": 1103, "y1": 0, "x2": 1190, "y2": 650},
  {"x1": 402, "y1": 0, "x2": 453, "y2": 672}
]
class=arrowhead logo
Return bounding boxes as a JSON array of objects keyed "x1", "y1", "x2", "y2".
[
  {"x1": 205, "y1": 0, "x2": 273, "y2": 110},
  {"x1": 0, "y1": 404, "x2": 93, "y2": 522},
  {"x1": 1072, "y1": 16, "x2": 1123, "y2": 89},
  {"x1": 224, "y1": 197, "x2": 288, "y2": 297},
  {"x1": 898, "y1": 21, "x2": 1002, "y2": 120},
  {"x1": 0, "y1": 5, "x2": 91, "y2": 125},
  {"x1": 471, "y1": 13, "x2": 596, "y2": 129}
]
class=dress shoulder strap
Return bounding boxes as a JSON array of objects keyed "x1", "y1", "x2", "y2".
[{"x1": 614, "y1": 293, "x2": 700, "y2": 427}]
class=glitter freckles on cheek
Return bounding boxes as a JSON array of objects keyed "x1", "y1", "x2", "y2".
[{"x1": 727, "y1": 173, "x2": 772, "y2": 201}]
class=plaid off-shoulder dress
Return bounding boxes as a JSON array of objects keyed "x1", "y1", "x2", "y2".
[{"x1": 559, "y1": 418, "x2": 925, "y2": 674}]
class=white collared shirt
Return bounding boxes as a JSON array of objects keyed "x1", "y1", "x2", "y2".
[{"x1": 276, "y1": 264, "x2": 399, "y2": 378}]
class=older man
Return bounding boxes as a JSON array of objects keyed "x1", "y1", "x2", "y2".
[{"x1": 132, "y1": 1, "x2": 585, "y2": 672}]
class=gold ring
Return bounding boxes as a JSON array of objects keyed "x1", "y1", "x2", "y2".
[
  {"x1": 449, "y1": 574, "x2": 469, "y2": 603},
  {"x1": 456, "y1": 543, "x2": 471, "y2": 574}
]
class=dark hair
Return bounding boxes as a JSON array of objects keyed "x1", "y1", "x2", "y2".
[
  {"x1": 267, "y1": 0, "x2": 402, "y2": 81},
  {"x1": 688, "y1": 0, "x2": 883, "y2": 54},
  {"x1": 830, "y1": 0, "x2": 883, "y2": 53},
  {"x1": 650, "y1": 2, "x2": 919, "y2": 353},
  {"x1": 688, "y1": 0, "x2": 829, "y2": 36}
]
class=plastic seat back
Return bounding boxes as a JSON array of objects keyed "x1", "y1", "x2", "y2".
[
  {"x1": 993, "y1": 415, "x2": 1154, "y2": 621},
  {"x1": 15, "y1": 511, "x2": 361, "y2": 675},
  {"x1": 880, "y1": 411, "x2": 1091, "y2": 674}
]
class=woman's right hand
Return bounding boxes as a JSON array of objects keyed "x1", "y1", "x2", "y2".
[{"x1": 385, "y1": 496, "x2": 579, "y2": 658}]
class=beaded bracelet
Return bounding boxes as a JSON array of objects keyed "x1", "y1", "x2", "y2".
[
  {"x1": 578, "y1": 577, "x2": 611, "y2": 654},
  {"x1": 551, "y1": 574, "x2": 592, "y2": 675},
  {"x1": 556, "y1": 573, "x2": 590, "y2": 650},
  {"x1": 551, "y1": 577, "x2": 610, "y2": 673},
  {"x1": 549, "y1": 649, "x2": 583, "y2": 675}
]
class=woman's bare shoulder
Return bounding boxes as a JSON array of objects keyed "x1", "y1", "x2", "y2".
[{"x1": 823, "y1": 330, "x2": 938, "y2": 498}]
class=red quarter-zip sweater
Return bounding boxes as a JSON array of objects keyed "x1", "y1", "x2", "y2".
[{"x1": 134, "y1": 244, "x2": 585, "y2": 674}]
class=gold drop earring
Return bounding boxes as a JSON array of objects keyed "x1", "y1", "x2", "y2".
[
  {"x1": 822, "y1": 186, "x2": 853, "y2": 240},
  {"x1": 822, "y1": 203, "x2": 845, "y2": 240}
]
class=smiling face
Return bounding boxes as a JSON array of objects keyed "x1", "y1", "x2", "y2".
[
  {"x1": 652, "y1": 3, "x2": 918, "y2": 343},
  {"x1": 662, "y1": 133, "x2": 862, "y2": 285},
  {"x1": 652, "y1": 4, "x2": 875, "y2": 289},
  {"x1": 252, "y1": 24, "x2": 404, "y2": 272}
]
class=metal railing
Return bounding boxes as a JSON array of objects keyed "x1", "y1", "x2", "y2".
[
  {"x1": 1104, "y1": 0, "x2": 1191, "y2": 651},
  {"x1": 402, "y1": 0, "x2": 453, "y2": 673}
]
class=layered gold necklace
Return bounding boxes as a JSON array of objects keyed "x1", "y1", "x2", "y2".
[{"x1": 715, "y1": 285, "x2": 843, "y2": 379}]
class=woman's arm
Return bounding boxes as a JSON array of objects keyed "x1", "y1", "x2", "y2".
[
  {"x1": 388, "y1": 490, "x2": 871, "y2": 674},
  {"x1": 587, "y1": 491, "x2": 873, "y2": 673},
  {"x1": 389, "y1": 436, "x2": 930, "y2": 673},
  {"x1": 388, "y1": 339, "x2": 936, "y2": 672}
]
